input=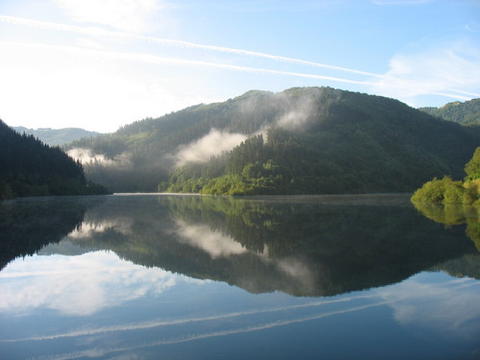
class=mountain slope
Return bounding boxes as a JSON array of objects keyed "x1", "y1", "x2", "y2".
[
  {"x1": 67, "y1": 87, "x2": 480, "y2": 194},
  {"x1": 420, "y1": 98, "x2": 480, "y2": 126},
  {"x1": 0, "y1": 120, "x2": 108, "y2": 199},
  {"x1": 13, "y1": 126, "x2": 101, "y2": 146}
]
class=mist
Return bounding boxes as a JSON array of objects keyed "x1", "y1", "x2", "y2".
[
  {"x1": 275, "y1": 91, "x2": 320, "y2": 131},
  {"x1": 175, "y1": 128, "x2": 247, "y2": 166},
  {"x1": 67, "y1": 148, "x2": 131, "y2": 168}
]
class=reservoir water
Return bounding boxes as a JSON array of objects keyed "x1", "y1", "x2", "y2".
[{"x1": 1, "y1": 194, "x2": 479, "y2": 359}]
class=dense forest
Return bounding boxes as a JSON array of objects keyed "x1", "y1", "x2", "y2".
[
  {"x1": 13, "y1": 126, "x2": 100, "y2": 146},
  {"x1": 420, "y1": 98, "x2": 480, "y2": 126},
  {"x1": 411, "y1": 147, "x2": 480, "y2": 206},
  {"x1": 0, "y1": 120, "x2": 108, "y2": 199},
  {"x1": 66, "y1": 87, "x2": 480, "y2": 194}
]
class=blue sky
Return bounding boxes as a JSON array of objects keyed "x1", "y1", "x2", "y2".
[{"x1": 0, "y1": 0, "x2": 479, "y2": 132}]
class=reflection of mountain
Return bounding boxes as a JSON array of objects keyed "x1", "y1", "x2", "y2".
[
  {"x1": 433, "y1": 254, "x2": 480, "y2": 280},
  {"x1": 0, "y1": 197, "x2": 100, "y2": 269},
  {"x1": 37, "y1": 195, "x2": 480, "y2": 297},
  {"x1": 411, "y1": 202, "x2": 480, "y2": 250},
  {"x1": 412, "y1": 201, "x2": 480, "y2": 279}
]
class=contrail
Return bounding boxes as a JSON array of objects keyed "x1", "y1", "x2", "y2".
[
  {"x1": 0, "y1": 41, "x2": 374, "y2": 86},
  {"x1": 0, "y1": 14, "x2": 381, "y2": 78},
  {"x1": 430, "y1": 92, "x2": 471, "y2": 101},
  {"x1": 29, "y1": 300, "x2": 397, "y2": 360},
  {"x1": 0, "y1": 15, "x2": 476, "y2": 100},
  {"x1": 447, "y1": 88, "x2": 480, "y2": 98},
  {"x1": 1, "y1": 293, "x2": 377, "y2": 342}
]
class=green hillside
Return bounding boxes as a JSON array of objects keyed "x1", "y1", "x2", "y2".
[
  {"x1": 420, "y1": 98, "x2": 480, "y2": 126},
  {"x1": 0, "y1": 120, "x2": 108, "y2": 199},
  {"x1": 13, "y1": 126, "x2": 101, "y2": 146},
  {"x1": 67, "y1": 87, "x2": 480, "y2": 194}
]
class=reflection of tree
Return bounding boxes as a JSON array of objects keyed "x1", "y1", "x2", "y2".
[
  {"x1": 41, "y1": 195, "x2": 480, "y2": 297},
  {"x1": 0, "y1": 197, "x2": 99, "y2": 269},
  {"x1": 412, "y1": 201, "x2": 480, "y2": 251}
]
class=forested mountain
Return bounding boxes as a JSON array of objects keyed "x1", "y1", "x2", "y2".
[
  {"x1": 420, "y1": 98, "x2": 480, "y2": 126},
  {"x1": 67, "y1": 87, "x2": 480, "y2": 194},
  {"x1": 0, "y1": 120, "x2": 108, "y2": 199},
  {"x1": 13, "y1": 126, "x2": 101, "y2": 146}
]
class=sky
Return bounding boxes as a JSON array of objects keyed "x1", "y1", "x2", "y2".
[{"x1": 0, "y1": 0, "x2": 479, "y2": 132}]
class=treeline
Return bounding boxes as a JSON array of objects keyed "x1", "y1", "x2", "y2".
[
  {"x1": 66, "y1": 90, "x2": 282, "y2": 192},
  {"x1": 165, "y1": 89, "x2": 480, "y2": 195},
  {"x1": 0, "y1": 120, "x2": 108, "y2": 200},
  {"x1": 411, "y1": 147, "x2": 480, "y2": 206},
  {"x1": 63, "y1": 87, "x2": 480, "y2": 194},
  {"x1": 421, "y1": 98, "x2": 480, "y2": 126}
]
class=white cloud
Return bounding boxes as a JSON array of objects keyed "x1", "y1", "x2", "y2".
[
  {"x1": 371, "y1": 42, "x2": 480, "y2": 104},
  {"x1": 175, "y1": 129, "x2": 247, "y2": 166},
  {"x1": 1, "y1": 15, "x2": 478, "y2": 133},
  {"x1": 52, "y1": 0, "x2": 164, "y2": 33}
]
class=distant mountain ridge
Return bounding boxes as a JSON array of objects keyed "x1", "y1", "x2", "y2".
[
  {"x1": 13, "y1": 126, "x2": 101, "y2": 146},
  {"x1": 66, "y1": 87, "x2": 480, "y2": 194},
  {"x1": 420, "y1": 98, "x2": 480, "y2": 126}
]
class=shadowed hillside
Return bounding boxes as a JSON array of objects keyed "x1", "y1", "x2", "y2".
[
  {"x1": 0, "y1": 120, "x2": 108, "y2": 199},
  {"x1": 66, "y1": 87, "x2": 480, "y2": 194}
]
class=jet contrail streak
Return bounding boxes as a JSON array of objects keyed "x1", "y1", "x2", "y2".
[
  {"x1": 1, "y1": 293, "x2": 377, "y2": 342},
  {"x1": 0, "y1": 41, "x2": 374, "y2": 86},
  {"x1": 0, "y1": 15, "x2": 476, "y2": 100},
  {"x1": 0, "y1": 14, "x2": 381, "y2": 78}
]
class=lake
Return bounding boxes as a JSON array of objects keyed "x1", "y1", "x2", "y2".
[{"x1": 1, "y1": 194, "x2": 479, "y2": 359}]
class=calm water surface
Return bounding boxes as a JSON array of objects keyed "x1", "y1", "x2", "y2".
[{"x1": 0, "y1": 194, "x2": 479, "y2": 359}]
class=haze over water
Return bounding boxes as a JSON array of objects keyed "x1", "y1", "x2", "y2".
[{"x1": 1, "y1": 194, "x2": 479, "y2": 359}]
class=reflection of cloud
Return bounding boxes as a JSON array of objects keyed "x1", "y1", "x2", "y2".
[
  {"x1": 175, "y1": 220, "x2": 247, "y2": 258},
  {"x1": 0, "y1": 251, "x2": 177, "y2": 316},
  {"x1": 67, "y1": 219, "x2": 132, "y2": 239},
  {"x1": 377, "y1": 276, "x2": 480, "y2": 338},
  {"x1": 175, "y1": 219, "x2": 315, "y2": 284},
  {"x1": 276, "y1": 257, "x2": 314, "y2": 287}
]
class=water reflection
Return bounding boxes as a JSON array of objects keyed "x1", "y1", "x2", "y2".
[
  {"x1": 2, "y1": 195, "x2": 480, "y2": 297},
  {"x1": 1, "y1": 194, "x2": 480, "y2": 359},
  {"x1": 412, "y1": 201, "x2": 480, "y2": 251},
  {"x1": 0, "y1": 197, "x2": 95, "y2": 269},
  {"x1": 0, "y1": 251, "x2": 181, "y2": 316}
]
